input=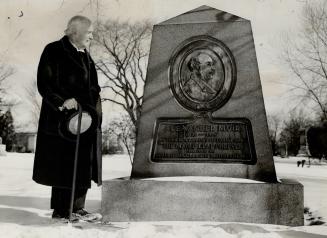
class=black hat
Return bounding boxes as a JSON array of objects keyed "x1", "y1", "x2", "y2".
[{"x1": 58, "y1": 104, "x2": 99, "y2": 142}]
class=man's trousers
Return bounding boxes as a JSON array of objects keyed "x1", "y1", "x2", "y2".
[{"x1": 51, "y1": 187, "x2": 88, "y2": 214}]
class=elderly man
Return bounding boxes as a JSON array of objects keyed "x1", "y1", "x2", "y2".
[{"x1": 32, "y1": 15, "x2": 102, "y2": 221}]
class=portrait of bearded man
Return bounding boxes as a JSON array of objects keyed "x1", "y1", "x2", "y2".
[{"x1": 182, "y1": 52, "x2": 224, "y2": 102}]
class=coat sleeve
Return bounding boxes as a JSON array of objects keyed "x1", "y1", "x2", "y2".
[
  {"x1": 37, "y1": 44, "x2": 65, "y2": 111},
  {"x1": 89, "y1": 56, "x2": 101, "y2": 101}
]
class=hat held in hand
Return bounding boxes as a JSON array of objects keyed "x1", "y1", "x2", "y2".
[{"x1": 58, "y1": 104, "x2": 99, "y2": 142}]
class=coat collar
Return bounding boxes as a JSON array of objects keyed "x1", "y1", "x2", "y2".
[
  {"x1": 70, "y1": 40, "x2": 86, "y2": 52},
  {"x1": 60, "y1": 35, "x2": 91, "y2": 70}
]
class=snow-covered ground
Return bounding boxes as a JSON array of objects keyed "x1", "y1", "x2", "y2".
[
  {"x1": 0, "y1": 153, "x2": 327, "y2": 238},
  {"x1": 274, "y1": 156, "x2": 327, "y2": 223}
]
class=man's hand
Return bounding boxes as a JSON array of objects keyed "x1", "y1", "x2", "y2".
[{"x1": 59, "y1": 98, "x2": 78, "y2": 111}]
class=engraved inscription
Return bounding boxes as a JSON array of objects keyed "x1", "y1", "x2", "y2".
[{"x1": 151, "y1": 118, "x2": 257, "y2": 164}]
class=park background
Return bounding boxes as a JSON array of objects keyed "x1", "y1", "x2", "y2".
[{"x1": 1, "y1": 0, "x2": 327, "y2": 237}]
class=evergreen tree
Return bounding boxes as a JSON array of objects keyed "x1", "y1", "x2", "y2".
[
  {"x1": 306, "y1": 121, "x2": 327, "y2": 160},
  {"x1": 0, "y1": 109, "x2": 16, "y2": 151}
]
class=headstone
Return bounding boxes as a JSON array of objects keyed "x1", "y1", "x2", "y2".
[
  {"x1": 130, "y1": 6, "x2": 277, "y2": 181},
  {"x1": 0, "y1": 137, "x2": 6, "y2": 156},
  {"x1": 102, "y1": 5, "x2": 304, "y2": 226},
  {"x1": 297, "y1": 127, "x2": 309, "y2": 157}
]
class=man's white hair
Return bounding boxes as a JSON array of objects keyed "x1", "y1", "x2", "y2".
[{"x1": 65, "y1": 15, "x2": 92, "y2": 38}]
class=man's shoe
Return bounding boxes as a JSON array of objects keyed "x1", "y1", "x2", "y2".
[
  {"x1": 74, "y1": 209, "x2": 102, "y2": 222},
  {"x1": 52, "y1": 210, "x2": 69, "y2": 219},
  {"x1": 74, "y1": 208, "x2": 89, "y2": 216},
  {"x1": 52, "y1": 210, "x2": 79, "y2": 222}
]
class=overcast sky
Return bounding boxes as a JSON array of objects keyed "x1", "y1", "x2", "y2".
[{"x1": 0, "y1": 0, "x2": 312, "y2": 130}]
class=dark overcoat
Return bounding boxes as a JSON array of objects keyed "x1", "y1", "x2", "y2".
[{"x1": 32, "y1": 35, "x2": 102, "y2": 189}]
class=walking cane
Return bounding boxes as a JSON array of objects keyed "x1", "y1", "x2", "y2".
[{"x1": 68, "y1": 103, "x2": 83, "y2": 222}]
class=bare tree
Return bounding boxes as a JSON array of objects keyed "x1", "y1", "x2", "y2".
[
  {"x1": 0, "y1": 61, "x2": 15, "y2": 109},
  {"x1": 24, "y1": 80, "x2": 41, "y2": 129},
  {"x1": 101, "y1": 123, "x2": 124, "y2": 155},
  {"x1": 0, "y1": 63, "x2": 14, "y2": 89},
  {"x1": 91, "y1": 20, "x2": 152, "y2": 133},
  {"x1": 0, "y1": 59, "x2": 17, "y2": 113},
  {"x1": 108, "y1": 114, "x2": 136, "y2": 164},
  {"x1": 267, "y1": 114, "x2": 281, "y2": 155},
  {"x1": 268, "y1": 114, "x2": 281, "y2": 139},
  {"x1": 281, "y1": 1, "x2": 327, "y2": 120}
]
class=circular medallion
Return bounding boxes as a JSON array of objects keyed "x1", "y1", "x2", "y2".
[{"x1": 169, "y1": 36, "x2": 236, "y2": 112}]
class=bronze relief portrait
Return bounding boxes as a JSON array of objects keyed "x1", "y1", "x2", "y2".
[{"x1": 169, "y1": 36, "x2": 236, "y2": 112}]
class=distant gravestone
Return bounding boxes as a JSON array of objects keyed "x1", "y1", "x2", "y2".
[
  {"x1": 0, "y1": 137, "x2": 6, "y2": 156},
  {"x1": 297, "y1": 128, "x2": 309, "y2": 157},
  {"x1": 102, "y1": 5, "x2": 303, "y2": 226}
]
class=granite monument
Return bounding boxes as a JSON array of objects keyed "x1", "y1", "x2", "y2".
[{"x1": 102, "y1": 6, "x2": 304, "y2": 226}]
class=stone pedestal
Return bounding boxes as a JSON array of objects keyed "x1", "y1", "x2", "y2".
[
  {"x1": 102, "y1": 178, "x2": 303, "y2": 226},
  {"x1": 0, "y1": 144, "x2": 6, "y2": 156}
]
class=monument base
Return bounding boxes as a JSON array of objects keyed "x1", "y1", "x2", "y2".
[{"x1": 101, "y1": 177, "x2": 303, "y2": 226}]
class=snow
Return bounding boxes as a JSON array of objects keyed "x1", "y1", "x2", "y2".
[
  {"x1": 274, "y1": 157, "x2": 327, "y2": 180},
  {"x1": 0, "y1": 222, "x2": 288, "y2": 238},
  {"x1": 143, "y1": 176, "x2": 264, "y2": 183},
  {"x1": 0, "y1": 153, "x2": 327, "y2": 237},
  {"x1": 274, "y1": 156, "x2": 327, "y2": 223}
]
